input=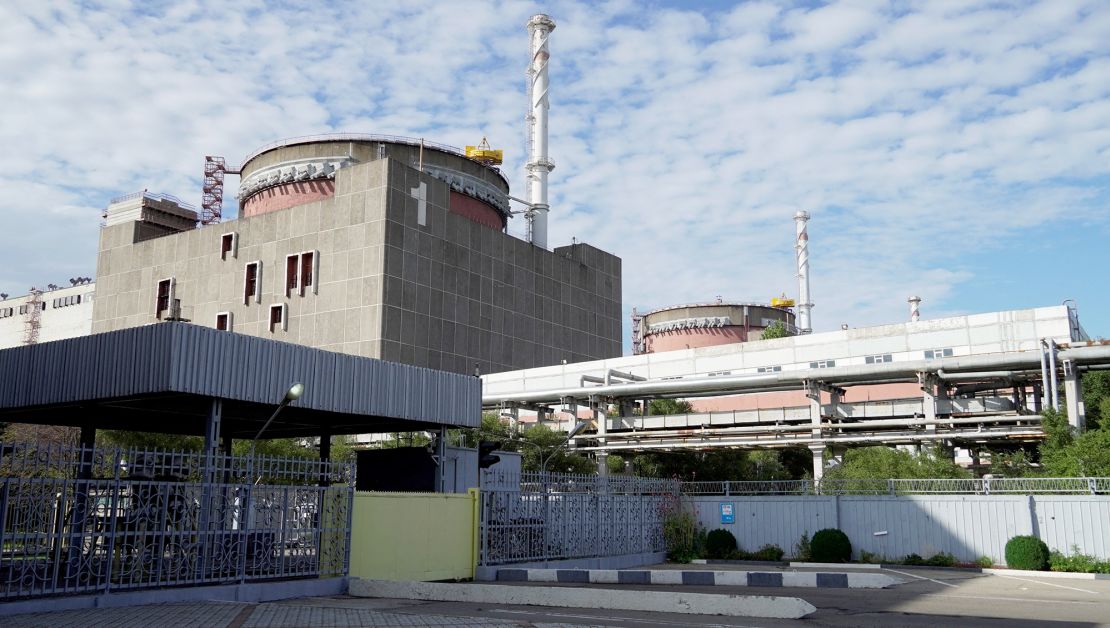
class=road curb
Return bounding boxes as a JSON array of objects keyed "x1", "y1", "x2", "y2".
[
  {"x1": 350, "y1": 578, "x2": 817, "y2": 620},
  {"x1": 494, "y1": 568, "x2": 900, "y2": 589},
  {"x1": 789, "y1": 561, "x2": 884, "y2": 570},
  {"x1": 982, "y1": 568, "x2": 1110, "y2": 581}
]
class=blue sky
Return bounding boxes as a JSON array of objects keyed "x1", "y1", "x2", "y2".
[{"x1": 1, "y1": 0, "x2": 1107, "y2": 349}]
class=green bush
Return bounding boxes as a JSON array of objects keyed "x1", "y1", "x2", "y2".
[
  {"x1": 751, "y1": 544, "x2": 785, "y2": 561},
  {"x1": 1005, "y1": 535, "x2": 1050, "y2": 570},
  {"x1": 976, "y1": 556, "x2": 994, "y2": 568},
  {"x1": 810, "y1": 528, "x2": 852, "y2": 563},
  {"x1": 793, "y1": 533, "x2": 812, "y2": 561},
  {"x1": 859, "y1": 550, "x2": 884, "y2": 564},
  {"x1": 925, "y1": 552, "x2": 957, "y2": 567},
  {"x1": 705, "y1": 529, "x2": 738, "y2": 559},
  {"x1": 1049, "y1": 546, "x2": 1110, "y2": 574},
  {"x1": 902, "y1": 553, "x2": 925, "y2": 566},
  {"x1": 663, "y1": 511, "x2": 700, "y2": 563}
]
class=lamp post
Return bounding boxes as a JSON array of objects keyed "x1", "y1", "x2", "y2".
[
  {"x1": 249, "y1": 383, "x2": 305, "y2": 481},
  {"x1": 540, "y1": 420, "x2": 589, "y2": 475},
  {"x1": 537, "y1": 420, "x2": 588, "y2": 565}
]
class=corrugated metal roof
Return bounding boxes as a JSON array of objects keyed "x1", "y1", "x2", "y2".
[{"x1": 0, "y1": 323, "x2": 480, "y2": 436}]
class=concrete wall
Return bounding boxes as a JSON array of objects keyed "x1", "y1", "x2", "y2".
[
  {"x1": 688, "y1": 494, "x2": 1110, "y2": 564},
  {"x1": 92, "y1": 156, "x2": 622, "y2": 374},
  {"x1": 0, "y1": 285, "x2": 95, "y2": 350},
  {"x1": 349, "y1": 490, "x2": 478, "y2": 581}
]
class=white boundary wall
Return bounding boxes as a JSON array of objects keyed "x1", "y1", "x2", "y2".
[{"x1": 688, "y1": 495, "x2": 1110, "y2": 565}]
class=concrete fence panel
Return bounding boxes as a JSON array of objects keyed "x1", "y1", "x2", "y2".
[
  {"x1": 688, "y1": 494, "x2": 1110, "y2": 565},
  {"x1": 349, "y1": 490, "x2": 478, "y2": 581}
]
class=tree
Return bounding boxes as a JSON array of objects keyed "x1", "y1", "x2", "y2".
[
  {"x1": 760, "y1": 320, "x2": 791, "y2": 340},
  {"x1": 517, "y1": 424, "x2": 595, "y2": 474},
  {"x1": 1039, "y1": 408, "x2": 1110, "y2": 476},
  {"x1": 1081, "y1": 371, "x2": 1110, "y2": 431},
  {"x1": 823, "y1": 446, "x2": 971, "y2": 480},
  {"x1": 648, "y1": 399, "x2": 693, "y2": 415}
]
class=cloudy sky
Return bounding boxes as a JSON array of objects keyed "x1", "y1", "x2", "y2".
[{"x1": 2, "y1": 0, "x2": 1108, "y2": 349}]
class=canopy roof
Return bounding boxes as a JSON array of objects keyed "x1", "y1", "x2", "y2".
[{"x1": 0, "y1": 323, "x2": 480, "y2": 438}]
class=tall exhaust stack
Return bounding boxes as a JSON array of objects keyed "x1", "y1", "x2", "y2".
[
  {"x1": 908, "y1": 296, "x2": 921, "y2": 322},
  {"x1": 526, "y1": 14, "x2": 556, "y2": 249},
  {"x1": 794, "y1": 211, "x2": 813, "y2": 334}
]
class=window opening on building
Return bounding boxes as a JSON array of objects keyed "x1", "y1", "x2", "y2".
[
  {"x1": 244, "y1": 262, "x2": 262, "y2": 305},
  {"x1": 300, "y1": 251, "x2": 316, "y2": 295},
  {"x1": 51, "y1": 295, "x2": 82, "y2": 308},
  {"x1": 707, "y1": 370, "x2": 732, "y2": 377},
  {"x1": 924, "y1": 348, "x2": 954, "y2": 359},
  {"x1": 0, "y1": 307, "x2": 13, "y2": 319},
  {"x1": 155, "y1": 278, "x2": 174, "y2": 319},
  {"x1": 809, "y1": 359, "x2": 836, "y2": 369},
  {"x1": 269, "y1": 303, "x2": 287, "y2": 332},
  {"x1": 865, "y1": 354, "x2": 893, "y2": 364},
  {"x1": 756, "y1": 365, "x2": 782, "y2": 373},
  {"x1": 285, "y1": 254, "x2": 299, "y2": 297},
  {"x1": 221, "y1": 232, "x2": 238, "y2": 260},
  {"x1": 284, "y1": 250, "x2": 319, "y2": 297},
  {"x1": 215, "y1": 312, "x2": 232, "y2": 331}
]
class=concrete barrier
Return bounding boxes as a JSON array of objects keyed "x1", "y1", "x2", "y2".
[
  {"x1": 350, "y1": 578, "x2": 817, "y2": 620},
  {"x1": 494, "y1": 568, "x2": 901, "y2": 589}
]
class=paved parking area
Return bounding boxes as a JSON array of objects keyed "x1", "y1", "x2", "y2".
[{"x1": 3, "y1": 566, "x2": 1109, "y2": 627}]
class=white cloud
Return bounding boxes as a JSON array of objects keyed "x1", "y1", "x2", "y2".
[{"x1": 0, "y1": 0, "x2": 1107, "y2": 344}]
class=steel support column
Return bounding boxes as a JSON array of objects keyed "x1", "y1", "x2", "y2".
[{"x1": 1062, "y1": 360, "x2": 1085, "y2": 431}]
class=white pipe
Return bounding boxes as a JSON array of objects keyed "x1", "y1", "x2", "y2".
[
  {"x1": 525, "y1": 14, "x2": 555, "y2": 250},
  {"x1": 605, "y1": 368, "x2": 646, "y2": 385},
  {"x1": 576, "y1": 428, "x2": 1043, "y2": 452},
  {"x1": 1039, "y1": 340, "x2": 1050, "y2": 411},
  {"x1": 482, "y1": 344, "x2": 1110, "y2": 406},
  {"x1": 908, "y1": 296, "x2": 921, "y2": 322},
  {"x1": 1049, "y1": 339, "x2": 1060, "y2": 410},
  {"x1": 794, "y1": 211, "x2": 813, "y2": 333}
]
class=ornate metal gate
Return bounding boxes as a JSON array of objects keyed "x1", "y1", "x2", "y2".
[
  {"x1": 478, "y1": 471, "x2": 676, "y2": 566},
  {"x1": 0, "y1": 442, "x2": 353, "y2": 600}
]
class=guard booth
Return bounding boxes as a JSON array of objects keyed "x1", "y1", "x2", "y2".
[{"x1": 0, "y1": 323, "x2": 480, "y2": 602}]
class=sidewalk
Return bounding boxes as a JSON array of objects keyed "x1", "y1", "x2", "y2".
[{"x1": 1, "y1": 597, "x2": 533, "y2": 628}]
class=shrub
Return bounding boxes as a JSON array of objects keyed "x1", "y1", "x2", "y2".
[
  {"x1": 1005, "y1": 535, "x2": 1050, "y2": 571},
  {"x1": 793, "y1": 533, "x2": 812, "y2": 562},
  {"x1": 925, "y1": 552, "x2": 957, "y2": 567},
  {"x1": 902, "y1": 553, "x2": 925, "y2": 566},
  {"x1": 663, "y1": 511, "x2": 700, "y2": 563},
  {"x1": 751, "y1": 544, "x2": 785, "y2": 561},
  {"x1": 976, "y1": 556, "x2": 994, "y2": 568},
  {"x1": 1050, "y1": 546, "x2": 1110, "y2": 574},
  {"x1": 810, "y1": 528, "x2": 852, "y2": 563},
  {"x1": 705, "y1": 529, "x2": 738, "y2": 559},
  {"x1": 859, "y1": 550, "x2": 884, "y2": 564}
]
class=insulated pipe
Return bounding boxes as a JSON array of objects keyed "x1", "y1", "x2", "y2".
[
  {"x1": 1049, "y1": 339, "x2": 1060, "y2": 410},
  {"x1": 1040, "y1": 340, "x2": 1051, "y2": 409},
  {"x1": 482, "y1": 344, "x2": 1110, "y2": 406},
  {"x1": 794, "y1": 211, "x2": 813, "y2": 333},
  {"x1": 525, "y1": 14, "x2": 556, "y2": 249},
  {"x1": 936, "y1": 369, "x2": 1020, "y2": 381},
  {"x1": 605, "y1": 368, "x2": 646, "y2": 384},
  {"x1": 576, "y1": 428, "x2": 1044, "y2": 452}
]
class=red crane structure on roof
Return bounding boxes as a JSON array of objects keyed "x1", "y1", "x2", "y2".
[{"x1": 201, "y1": 156, "x2": 239, "y2": 225}]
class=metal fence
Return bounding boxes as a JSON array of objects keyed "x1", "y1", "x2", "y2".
[
  {"x1": 681, "y1": 477, "x2": 1110, "y2": 496},
  {"x1": 0, "y1": 442, "x2": 354, "y2": 600},
  {"x1": 478, "y1": 471, "x2": 677, "y2": 566}
]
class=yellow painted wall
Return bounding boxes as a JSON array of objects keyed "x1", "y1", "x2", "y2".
[{"x1": 349, "y1": 489, "x2": 478, "y2": 581}]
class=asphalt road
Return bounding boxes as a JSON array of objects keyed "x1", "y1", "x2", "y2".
[{"x1": 4, "y1": 567, "x2": 1109, "y2": 627}]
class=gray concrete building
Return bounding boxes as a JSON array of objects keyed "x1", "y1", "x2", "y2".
[{"x1": 92, "y1": 136, "x2": 622, "y2": 374}]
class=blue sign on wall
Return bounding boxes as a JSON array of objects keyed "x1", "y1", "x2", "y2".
[{"x1": 720, "y1": 502, "x2": 735, "y2": 524}]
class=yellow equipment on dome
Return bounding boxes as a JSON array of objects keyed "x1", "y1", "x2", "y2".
[
  {"x1": 771, "y1": 294, "x2": 795, "y2": 308},
  {"x1": 465, "y1": 137, "x2": 503, "y2": 166}
]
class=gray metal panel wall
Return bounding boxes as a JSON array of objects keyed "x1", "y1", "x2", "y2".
[
  {"x1": 690, "y1": 497, "x2": 836, "y2": 555},
  {"x1": 0, "y1": 323, "x2": 480, "y2": 428},
  {"x1": 688, "y1": 495, "x2": 1110, "y2": 564}
]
